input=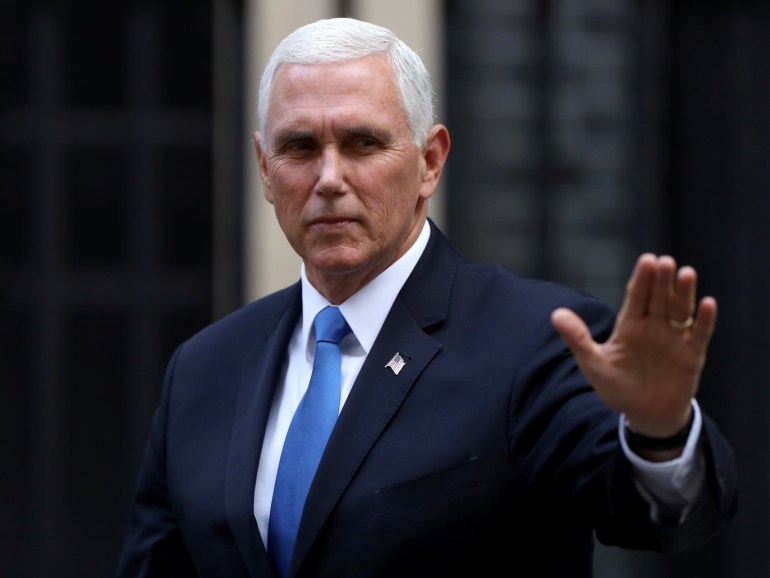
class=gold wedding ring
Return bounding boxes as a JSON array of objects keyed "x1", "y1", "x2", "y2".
[{"x1": 669, "y1": 315, "x2": 694, "y2": 330}]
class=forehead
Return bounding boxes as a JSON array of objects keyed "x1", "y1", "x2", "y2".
[{"x1": 265, "y1": 55, "x2": 407, "y2": 133}]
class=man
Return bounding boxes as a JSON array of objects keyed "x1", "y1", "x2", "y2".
[{"x1": 117, "y1": 17, "x2": 736, "y2": 578}]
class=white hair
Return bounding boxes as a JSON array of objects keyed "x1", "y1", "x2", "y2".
[{"x1": 257, "y1": 18, "x2": 435, "y2": 147}]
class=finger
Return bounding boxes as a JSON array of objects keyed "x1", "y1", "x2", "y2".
[
  {"x1": 669, "y1": 266, "x2": 697, "y2": 325},
  {"x1": 551, "y1": 307, "x2": 600, "y2": 364},
  {"x1": 647, "y1": 255, "x2": 677, "y2": 319},
  {"x1": 691, "y1": 296, "x2": 718, "y2": 351},
  {"x1": 618, "y1": 253, "x2": 656, "y2": 320}
]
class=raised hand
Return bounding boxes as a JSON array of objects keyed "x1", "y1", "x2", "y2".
[{"x1": 551, "y1": 254, "x2": 717, "y2": 440}]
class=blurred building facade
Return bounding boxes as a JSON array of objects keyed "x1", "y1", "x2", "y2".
[{"x1": 1, "y1": 0, "x2": 768, "y2": 576}]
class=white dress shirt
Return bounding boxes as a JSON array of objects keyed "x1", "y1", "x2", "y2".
[
  {"x1": 254, "y1": 221, "x2": 431, "y2": 545},
  {"x1": 253, "y1": 220, "x2": 704, "y2": 545}
]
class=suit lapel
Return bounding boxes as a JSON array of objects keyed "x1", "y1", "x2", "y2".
[
  {"x1": 290, "y1": 221, "x2": 458, "y2": 575},
  {"x1": 225, "y1": 286, "x2": 302, "y2": 576}
]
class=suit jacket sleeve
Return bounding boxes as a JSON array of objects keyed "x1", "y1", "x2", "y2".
[
  {"x1": 116, "y1": 345, "x2": 198, "y2": 578},
  {"x1": 506, "y1": 292, "x2": 737, "y2": 554}
]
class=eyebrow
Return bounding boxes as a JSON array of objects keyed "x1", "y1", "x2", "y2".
[
  {"x1": 272, "y1": 130, "x2": 315, "y2": 147},
  {"x1": 344, "y1": 125, "x2": 392, "y2": 142},
  {"x1": 272, "y1": 125, "x2": 392, "y2": 148}
]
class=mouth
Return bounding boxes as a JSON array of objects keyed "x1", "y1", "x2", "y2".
[{"x1": 309, "y1": 216, "x2": 356, "y2": 231}]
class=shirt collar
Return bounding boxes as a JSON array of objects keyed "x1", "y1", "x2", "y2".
[{"x1": 300, "y1": 220, "x2": 431, "y2": 354}]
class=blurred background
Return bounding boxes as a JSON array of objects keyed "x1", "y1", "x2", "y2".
[{"x1": 1, "y1": 0, "x2": 768, "y2": 576}]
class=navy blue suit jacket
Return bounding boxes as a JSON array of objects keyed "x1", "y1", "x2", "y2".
[{"x1": 117, "y1": 221, "x2": 737, "y2": 577}]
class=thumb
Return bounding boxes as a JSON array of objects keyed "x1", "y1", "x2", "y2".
[{"x1": 551, "y1": 307, "x2": 596, "y2": 361}]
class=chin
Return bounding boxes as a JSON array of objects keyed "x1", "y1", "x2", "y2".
[{"x1": 309, "y1": 248, "x2": 368, "y2": 275}]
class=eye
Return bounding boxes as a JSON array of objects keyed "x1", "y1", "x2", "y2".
[
  {"x1": 276, "y1": 139, "x2": 318, "y2": 158},
  {"x1": 287, "y1": 140, "x2": 315, "y2": 151},
  {"x1": 345, "y1": 128, "x2": 385, "y2": 150},
  {"x1": 351, "y1": 136, "x2": 383, "y2": 151}
]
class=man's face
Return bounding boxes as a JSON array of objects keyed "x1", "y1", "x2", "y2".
[{"x1": 256, "y1": 54, "x2": 446, "y2": 302}]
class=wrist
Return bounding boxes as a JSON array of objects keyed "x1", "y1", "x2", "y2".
[{"x1": 624, "y1": 409, "x2": 695, "y2": 452}]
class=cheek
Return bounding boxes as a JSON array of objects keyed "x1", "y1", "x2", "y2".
[
  {"x1": 269, "y1": 167, "x2": 310, "y2": 207},
  {"x1": 272, "y1": 195, "x2": 303, "y2": 232},
  {"x1": 360, "y1": 159, "x2": 419, "y2": 204},
  {"x1": 381, "y1": 167, "x2": 422, "y2": 212}
]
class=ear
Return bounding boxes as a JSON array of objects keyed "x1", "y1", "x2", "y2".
[
  {"x1": 254, "y1": 131, "x2": 274, "y2": 204},
  {"x1": 419, "y1": 124, "x2": 451, "y2": 200}
]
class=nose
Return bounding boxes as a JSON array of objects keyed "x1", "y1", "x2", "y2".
[{"x1": 315, "y1": 146, "x2": 344, "y2": 195}]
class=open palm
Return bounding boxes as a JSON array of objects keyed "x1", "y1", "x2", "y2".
[{"x1": 551, "y1": 254, "x2": 717, "y2": 438}]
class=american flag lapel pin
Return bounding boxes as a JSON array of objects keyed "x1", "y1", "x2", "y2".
[{"x1": 385, "y1": 352, "x2": 407, "y2": 375}]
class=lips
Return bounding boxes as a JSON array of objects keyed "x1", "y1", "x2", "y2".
[{"x1": 309, "y1": 216, "x2": 355, "y2": 230}]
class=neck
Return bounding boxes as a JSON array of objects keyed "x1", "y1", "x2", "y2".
[{"x1": 308, "y1": 217, "x2": 428, "y2": 304}]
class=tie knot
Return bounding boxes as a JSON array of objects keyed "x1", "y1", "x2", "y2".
[{"x1": 314, "y1": 306, "x2": 350, "y2": 345}]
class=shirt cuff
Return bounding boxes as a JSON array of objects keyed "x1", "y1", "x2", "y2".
[{"x1": 619, "y1": 399, "x2": 706, "y2": 523}]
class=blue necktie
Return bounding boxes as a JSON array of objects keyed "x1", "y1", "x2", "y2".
[{"x1": 268, "y1": 306, "x2": 350, "y2": 578}]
